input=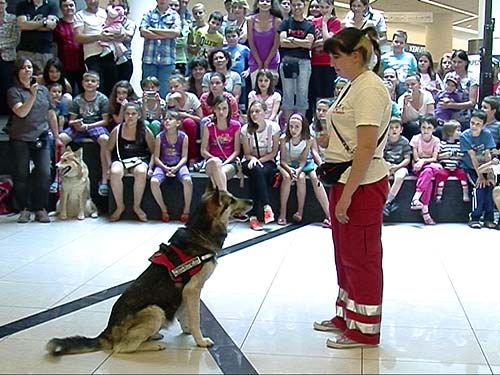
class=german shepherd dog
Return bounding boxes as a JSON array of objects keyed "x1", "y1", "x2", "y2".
[
  {"x1": 46, "y1": 185, "x2": 252, "y2": 355},
  {"x1": 56, "y1": 147, "x2": 98, "y2": 220}
]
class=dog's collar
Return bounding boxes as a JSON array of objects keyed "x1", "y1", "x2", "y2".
[{"x1": 149, "y1": 242, "x2": 216, "y2": 284}]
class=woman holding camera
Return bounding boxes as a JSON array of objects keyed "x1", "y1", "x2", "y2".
[
  {"x1": 314, "y1": 28, "x2": 391, "y2": 349},
  {"x1": 7, "y1": 57, "x2": 60, "y2": 223}
]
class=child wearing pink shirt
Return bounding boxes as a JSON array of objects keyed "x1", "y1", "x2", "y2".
[{"x1": 409, "y1": 115, "x2": 442, "y2": 225}]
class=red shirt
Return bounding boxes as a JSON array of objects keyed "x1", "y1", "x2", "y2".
[
  {"x1": 311, "y1": 16, "x2": 342, "y2": 66},
  {"x1": 200, "y1": 92, "x2": 239, "y2": 119},
  {"x1": 53, "y1": 20, "x2": 84, "y2": 71}
]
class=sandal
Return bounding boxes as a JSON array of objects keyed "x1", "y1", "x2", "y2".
[
  {"x1": 134, "y1": 209, "x2": 147, "y2": 222},
  {"x1": 292, "y1": 212, "x2": 302, "y2": 223},
  {"x1": 410, "y1": 199, "x2": 424, "y2": 210},
  {"x1": 161, "y1": 211, "x2": 170, "y2": 223},
  {"x1": 277, "y1": 217, "x2": 287, "y2": 225},
  {"x1": 422, "y1": 212, "x2": 436, "y2": 225},
  {"x1": 321, "y1": 218, "x2": 331, "y2": 228},
  {"x1": 180, "y1": 213, "x2": 189, "y2": 223},
  {"x1": 98, "y1": 183, "x2": 109, "y2": 197}
]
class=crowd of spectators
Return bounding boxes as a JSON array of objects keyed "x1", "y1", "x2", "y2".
[{"x1": 0, "y1": 0, "x2": 499, "y2": 228}]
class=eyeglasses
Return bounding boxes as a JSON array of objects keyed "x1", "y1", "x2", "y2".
[{"x1": 292, "y1": 3, "x2": 304, "y2": 7}]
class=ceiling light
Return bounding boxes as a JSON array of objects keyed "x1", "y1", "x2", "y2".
[
  {"x1": 453, "y1": 25, "x2": 480, "y2": 35},
  {"x1": 453, "y1": 15, "x2": 479, "y2": 26},
  {"x1": 418, "y1": 0, "x2": 477, "y2": 17}
]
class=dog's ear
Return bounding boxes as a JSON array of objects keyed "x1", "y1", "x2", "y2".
[
  {"x1": 74, "y1": 148, "x2": 83, "y2": 160},
  {"x1": 65, "y1": 146, "x2": 72, "y2": 153}
]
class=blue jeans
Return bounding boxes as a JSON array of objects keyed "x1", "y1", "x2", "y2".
[
  {"x1": 279, "y1": 57, "x2": 312, "y2": 111},
  {"x1": 10, "y1": 139, "x2": 51, "y2": 211},
  {"x1": 466, "y1": 169, "x2": 495, "y2": 222},
  {"x1": 142, "y1": 63, "x2": 175, "y2": 99}
]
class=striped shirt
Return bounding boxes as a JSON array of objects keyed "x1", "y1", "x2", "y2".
[
  {"x1": 140, "y1": 7, "x2": 180, "y2": 66},
  {"x1": 439, "y1": 140, "x2": 462, "y2": 171},
  {"x1": 0, "y1": 12, "x2": 19, "y2": 61}
]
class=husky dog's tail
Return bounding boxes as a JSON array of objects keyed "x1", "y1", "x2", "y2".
[{"x1": 46, "y1": 335, "x2": 109, "y2": 355}]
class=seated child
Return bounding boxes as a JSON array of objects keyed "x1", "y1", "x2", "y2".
[
  {"x1": 277, "y1": 113, "x2": 330, "y2": 227},
  {"x1": 409, "y1": 115, "x2": 442, "y2": 225},
  {"x1": 383, "y1": 117, "x2": 411, "y2": 216},
  {"x1": 100, "y1": 5, "x2": 128, "y2": 64},
  {"x1": 247, "y1": 69, "x2": 282, "y2": 123},
  {"x1": 59, "y1": 71, "x2": 111, "y2": 196},
  {"x1": 435, "y1": 120, "x2": 469, "y2": 203},
  {"x1": 137, "y1": 76, "x2": 167, "y2": 137},
  {"x1": 47, "y1": 82, "x2": 69, "y2": 193},
  {"x1": 150, "y1": 111, "x2": 192, "y2": 223},
  {"x1": 309, "y1": 98, "x2": 331, "y2": 166},
  {"x1": 434, "y1": 73, "x2": 462, "y2": 122},
  {"x1": 459, "y1": 110, "x2": 497, "y2": 229}
]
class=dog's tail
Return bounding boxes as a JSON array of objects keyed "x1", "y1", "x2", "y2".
[{"x1": 46, "y1": 334, "x2": 110, "y2": 355}]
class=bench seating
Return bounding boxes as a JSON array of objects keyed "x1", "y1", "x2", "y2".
[{"x1": 0, "y1": 140, "x2": 471, "y2": 223}]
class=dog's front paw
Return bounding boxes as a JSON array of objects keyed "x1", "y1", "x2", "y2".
[
  {"x1": 195, "y1": 337, "x2": 214, "y2": 347},
  {"x1": 77, "y1": 213, "x2": 85, "y2": 220},
  {"x1": 154, "y1": 343, "x2": 166, "y2": 351},
  {"x1": 59, "y1": 214, "x2": 67, "y2": 220}
]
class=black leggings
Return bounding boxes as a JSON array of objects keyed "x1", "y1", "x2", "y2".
[{"x1": 242, "y1": 160, "x2": 276, "y2": 217}]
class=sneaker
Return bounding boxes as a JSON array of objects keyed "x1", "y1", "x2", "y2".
[
  {"x1": 468, "y1": 220, "x2": 482, "y2": 229},
  {"x1": 483, "y1": 220, "x2": 497, "y2": 229},
  {"x1": 326, "y1": 335, "x2": 378, "y2": 349},
  {"x1": 313, "y1": 319, "x2": 342, "y2": 332},
  {"x1": 98, "y1": 183, "x2": 109, "y2": 197},
  {"x1": 383, "y1": 201, "x2": 392, "y2": 217},
  {"x1": 231, "y1": 213, "x2": 249, "y2": 222},
  {"x1": 263, "y1": 207, "x2": 275, "y2": 224},
  {"x1": 49, "y1": 181, "x2": 59, "y2": 194},
  {"x1": 35, "y1": 209, "x2": 50, "y2": 223},
  {"x1": 249, "y1": 217, "x2": 263, "y2": 231},
  {"x1": 17, "y1": 210, "x2": 31, "y2": 223}
]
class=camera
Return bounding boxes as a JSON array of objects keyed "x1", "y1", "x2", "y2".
[
  {"x1": 144, "y1": 91, "x2": 156, "y2": 100},
  {"x1": 30, "y1": 77, "x2": 37, "y2": 86}
]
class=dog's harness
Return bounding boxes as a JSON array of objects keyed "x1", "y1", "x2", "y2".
[{"x1": 149, "y1": 242, "x2": 216, "y2": 284}]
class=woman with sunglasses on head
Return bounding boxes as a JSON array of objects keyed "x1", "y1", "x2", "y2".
[{"x1": 313, "y1": 27, "x2": 391, "y2": 349}]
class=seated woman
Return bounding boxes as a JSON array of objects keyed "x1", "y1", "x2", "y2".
[
  {"x1": 200, "y1": 72, "x2": 240, "y2": 120},
  {"x1": 200, "y1": 95, "x2": 241, "y2": 191},
  {"x1": 107, "y1": 102, "x2": 155, "y2": 222},
  {"x1": 241, "y1": 99, "x2": 281, "y2": 231},
  {"x1": 187, "y1": 57, "x2": 209, "y2": 98},
  {"x1": 201, "y1": 48, "x2": 242, "y2": 102},
  {"x1": 397, "y1": 73, "x2": 435, "y2": 140}
]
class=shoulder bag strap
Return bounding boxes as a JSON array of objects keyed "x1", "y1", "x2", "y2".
[
  {"x1": 253, "y1": 131, "x2": 261, "y2": 159},
  {"x1": 116, "y1": 125, "x2": 123, "y2": 162},
  {"x1": 329, "y1": 83, "x2": 390, "y2": 154},
  {"x1": 213, "y1": 124, "x2": 229, "y2": 160}
]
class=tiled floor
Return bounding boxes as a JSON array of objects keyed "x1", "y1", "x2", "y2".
[{"x1": 0, "y1": 214, "x2": 498, "y2": 374}]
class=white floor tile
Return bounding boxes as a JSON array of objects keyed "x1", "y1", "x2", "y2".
[
  {"x1": 0, "y1": 337, "x2": 110, "y2": 374},
  {"x1": 363, "y1": 359, "x2": 493, "y2": 374},
  {"x1": 0, "y1": 220, "x2": 499, "y2": 374},
  {"x1": 242, "y1": 320, "x2": 361, "y2": 360},
  {"x1": 363, "y1": 326, "x2": 487, "y2": 365},
  {"x1": 94, "y1": 348, "x2": 222, "y2": 374},
  {"x1": 475, "y1": 329, "x2": 500, "y2": 366},
  {"x1": 248, "y1": 353, "x2": 362, "y2": 374}
]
